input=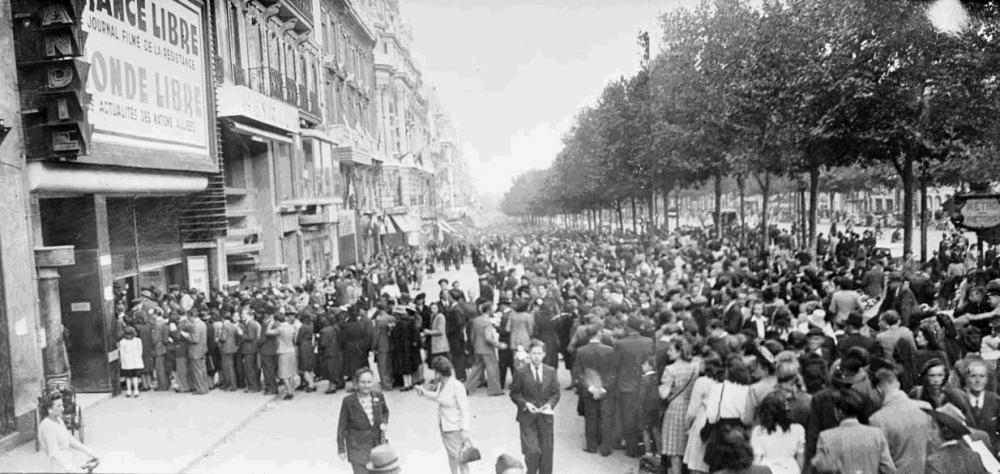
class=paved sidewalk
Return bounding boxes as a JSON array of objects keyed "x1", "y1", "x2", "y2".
[{"x1": 0, "y1": 390, "x2": 274, "y2": 473}]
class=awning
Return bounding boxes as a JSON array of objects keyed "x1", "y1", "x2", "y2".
[
  {"x1": 389, "y1": 214, "x2": 421, "y2": 234},
  {"x1": 231, "y1": 122, "x2": 294, "y2": 143},
  {"x1": 438, "y1": 220, "x2": 456, "y2": 234}
]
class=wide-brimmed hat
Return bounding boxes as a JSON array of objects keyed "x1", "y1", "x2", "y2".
[
  {"x1": 366, "y1": 444, "x2": 400, "y2": 472},
  {"x1": 495, "y1": 453, "x2": 525, "y2": 474},
  {"x1": 987, "y1": 279, "x2": 1000, "y2": 297}
]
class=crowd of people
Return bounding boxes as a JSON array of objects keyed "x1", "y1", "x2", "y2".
[{"x1": 43, "y1": 216, "x2": 1000, "y2": 474}]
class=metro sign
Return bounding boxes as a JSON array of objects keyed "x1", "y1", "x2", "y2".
[{"x1": 950, "y1": 194, "x2": 1000, "y2": 230}]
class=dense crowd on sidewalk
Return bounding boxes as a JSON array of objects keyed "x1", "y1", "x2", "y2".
[{"x1": 90, "y1": 218, "x2": 1000, "y2": 474}]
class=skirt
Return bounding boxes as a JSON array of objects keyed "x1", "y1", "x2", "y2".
[
  {"x1": 122, "y1": 369, "x2": 142, "y2": 378},
  {"x1": 441, "y1": 429, "x2": 464, "y2": 460},
  {"x1": 278, "y1": 353, "x2": 297, "y2": 379}
]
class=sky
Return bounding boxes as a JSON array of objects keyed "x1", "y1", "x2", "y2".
[{"x1": 400, "y1": 0, "x2": 699, "y2": 197}]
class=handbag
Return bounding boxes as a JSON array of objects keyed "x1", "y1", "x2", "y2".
[
  {"x1": 699, "y1": 382, "x2": 726, "y2": 442},
  {"x1": 459, "y1": 440, "x2": 482, "y2": 464}
]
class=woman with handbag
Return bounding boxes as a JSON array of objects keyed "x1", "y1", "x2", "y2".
[
  {"x1": 338, "y1": 368, "x2": 390, "y2": 474},
  {"x1": 659, "y1": 338, "x2": 700, "y2": 474},
  {"x1": 415, "y1": 356, "x2": 476, "y2": 474},
  {"x1": 682, "y1": 355, "x2": 725, "y2": 474}
]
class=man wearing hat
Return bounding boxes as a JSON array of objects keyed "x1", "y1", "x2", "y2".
[
  {"x1": 613, "y1": 316, "x2": 654, "y2": 457},
  {"x1": 837, "y1": 311, "x2": 876, "y2": 360}
]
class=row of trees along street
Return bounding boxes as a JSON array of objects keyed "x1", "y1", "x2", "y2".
[{"x1": 501, "y1": 0, "x2": 1000, "y2": 260}]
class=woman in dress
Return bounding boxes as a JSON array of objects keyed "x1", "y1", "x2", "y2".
[
  {"x1": 338, "y1": 368, "x2": 390, "y2": 474},
  {"x1": 684, "y1": 354, "x2": 725, "y2": 474},
  {"x1": 750, "y1": 392, "x2": 804, "y2": 474},
  {"x1": 660, "y1": 337, "x2": 699, "y2": 474},
  {"x1": 415, "y1": 356, "x2": 473, "y2": 474},
  {"x1": 119, "y1": 325, "x2": 144, "y2": 397},
  {"x1": 422, "y1": 303, "x2": 450, "y2": 361},
  {"x1": 390, "y1": 305, "x2": 422, "y2": 391},
  {"x1": 275, "y1": 313, "x2": 297, "y2": 400},
  {"x1": 38, "y1": 393, "x2": 99, "y2": 473},
  {"x1": 295, "y1": 313, "x2": 317, "y2": 392}
]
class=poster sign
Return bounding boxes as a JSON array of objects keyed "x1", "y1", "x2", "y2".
[
  {"x1": 186, "y1": 255, "x2": 209, "y2": 296},
  {"x1": 82, "y1": 0, "x2": 211, "y2": 160},
  {"x1": 961, "y1": 197, "x2": 1000, "y2": 229}
]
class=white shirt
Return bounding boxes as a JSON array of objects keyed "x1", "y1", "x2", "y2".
[{"x1": 970, "y1": 392, "x2": 986, "y2": 409}]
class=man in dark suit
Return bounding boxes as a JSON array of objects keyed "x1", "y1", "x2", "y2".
[
  {"x1": 573, "y1": 325, "x2": 617, "y2": 456},
  {"x1": 613, "y1": 317, "x2": 654, "y2": 457},
  {"x1": 510, "y1": 339, "x2": 560, "y2": 474},
  {"x1": 239, "y1": 310, "x2": 262, "y2": 392},
  {"x1": 837, "y1": 312, "x2": 876, "y2": 360},
  {"x1": 964, "y1": 359, "x2": 1000, "y2": 451}
]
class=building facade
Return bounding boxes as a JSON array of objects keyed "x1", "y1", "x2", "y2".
[{"x1": 0, "y1": 0, "x2": 475, "y2": 446}]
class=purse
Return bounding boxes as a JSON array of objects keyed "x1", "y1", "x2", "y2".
[
  {"x1": 459, "y1": 440, "x2": 482, "y2": 464},
  {"x1": 699, "y1": 382, "x2": 726, "y2": 442}
]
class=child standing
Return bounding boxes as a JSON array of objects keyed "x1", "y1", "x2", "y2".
[{"x1": 119, "y1": 326, "x2": 144, "y2": 397}]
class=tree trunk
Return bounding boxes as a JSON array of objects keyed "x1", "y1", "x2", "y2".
[
  {"x1": 714, "y1": 173, "x2": 723, "y2": 239},
  {"x1": 756, "y1": 171, "x2": 771, "y2": 250},
  {"x1": 901, "y1": 155, "x2": 914, "y2": 259},
  {"x1": 920, "y1": 173, "x2": 928, "y2": 262},
  {"x1": 675, "y1": 188, "x2": 681, "y2": 230},
  {"x1": 809, "y1": 167, "x2": 820, "y2": 261},
  {"x1": 631, "y1": 196, "x2": 638, "y2": 234},
  {"x1": 737, "y1": 175, "x2": 746, "y2": 247},
  {"x1": 616, "y1": 200, "x2": 624, "y2": 232}
]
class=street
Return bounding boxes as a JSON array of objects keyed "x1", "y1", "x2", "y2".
[{"x1": 185, "y1": 263, "x2": 641, "y2": 474}]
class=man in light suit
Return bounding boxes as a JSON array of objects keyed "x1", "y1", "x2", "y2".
[
  {"x1": 218, "y1": 313, "x2": 240, "y2": 391},
  {"x1": 184, "y1": 311, "x2": 211, "y2": 394},
  {"x1": 510, "y1": 339, "x2": 560, "y2": 474},
  {"x1": 465, "y1": 301, "x2": 503, "y2": 396}
]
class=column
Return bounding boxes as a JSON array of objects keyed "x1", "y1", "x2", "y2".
[{"x1": 34, "y1": 246, "x2": 75, "y2": 389}]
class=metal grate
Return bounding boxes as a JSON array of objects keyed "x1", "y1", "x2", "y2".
[{"x1": 107, "y1": 197, "x2": 189, "y2": 277}]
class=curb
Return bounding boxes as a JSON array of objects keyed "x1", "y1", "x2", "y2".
[{"x1": 175, "y1": 397, "x2": 276, "y2": 474}]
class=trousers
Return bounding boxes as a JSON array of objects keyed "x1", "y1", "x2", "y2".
[
  {"x1": 154, "y1": 355, "x2": 170, "y2": 391},
  {"x1": 260, "y1": 354, "x2": 278, "y2": 394},
  {"x1": 619, "y1": 391, "x2": 643, "y2": 456},
  {"x1": 582, "y1": 395, "x2": 615, "y2": 454},
  {"x1": 464, "y1": 351, "x2": 503, "y2": 395},
  {"x1": 377, "y1": 351, "x2": 392, "y2": 389},
  {"x1": 520, "y1": 415, "x2": 554, "y2": 474},
  {"x1": 220, "y1": 353, "x2": 238, "y2": 391},
  {"x1": 189, "y1": 357, "x2": 211, "y2": 394},
  {"x1": 174, "y1": 356, "x2": 190, "y2": 392},
  {"x1": 242, "y1": 352, "x2": 261, "y2": 392}
]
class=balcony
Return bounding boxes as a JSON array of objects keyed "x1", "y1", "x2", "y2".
[
  {"x1": 285, "y1": 76, "x2": 299, "y2": 105},
  {"x1": 229, "y1": 64, "x2": 318, "y2": 115},
  {"x1": 257, "y1": 0, "x2": 312, "y2": 30}
]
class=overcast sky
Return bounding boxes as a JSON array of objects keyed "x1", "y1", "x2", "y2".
[{"x1": 400, "y1": 0, "x2": 698, "y2": 197}]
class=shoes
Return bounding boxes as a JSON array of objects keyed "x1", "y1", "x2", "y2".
[
  {"x1": 583, "y1": 448, "x2": 597, "y2": 454},
  {"x1": 282, "y1": 394, "x2": 293, "y2": 400},
  {"x1": 305, "y1": 387, "x2": 317, "y2": 393},
  {"x1": 600, "y1": 451, "x2": 612, "y2": 457},
  {"x1": 325, "y1": 389, "x2": 338, "y2": 395},
  {"x1": 564, "y1": 385, "x2": 575, "y2": 391}
]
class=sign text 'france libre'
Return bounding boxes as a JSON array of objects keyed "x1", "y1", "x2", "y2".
[{"x1": 82, "y1": 0, "x2": 210, "y2": 159}]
